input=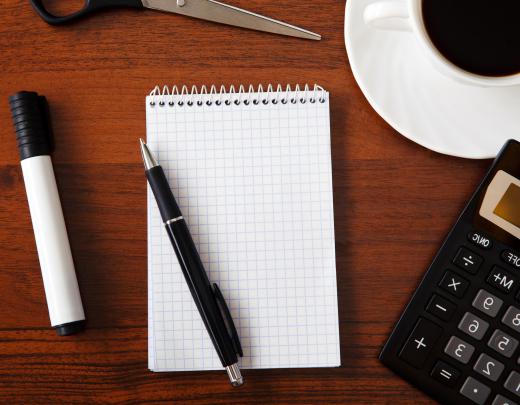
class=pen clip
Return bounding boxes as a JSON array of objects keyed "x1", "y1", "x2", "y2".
[{"x1": 213, "y1": 283, "x2": 243, "y2": 357}]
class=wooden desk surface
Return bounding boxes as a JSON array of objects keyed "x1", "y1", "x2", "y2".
[{"x1": 0, "y1": 1, "x2": 490, "y2": 403}]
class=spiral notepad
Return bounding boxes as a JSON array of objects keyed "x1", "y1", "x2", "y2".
[{"x1": 147, "y1": 84, "x2": 340, "y2": 371}]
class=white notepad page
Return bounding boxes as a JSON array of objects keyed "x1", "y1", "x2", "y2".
[{"x1": 146, "y1": 85, "x2": 340, "y2": 371}]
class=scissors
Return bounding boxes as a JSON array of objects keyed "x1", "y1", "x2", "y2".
[{"x1": 30, "y1": 0, "x2": 321, "y2": 40}]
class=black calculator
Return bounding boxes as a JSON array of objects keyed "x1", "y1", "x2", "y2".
[{"x1": 380, "y1": 140, "x2": 520, "y2": 405}]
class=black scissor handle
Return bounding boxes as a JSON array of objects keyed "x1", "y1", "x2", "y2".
[{"x1": 30, "y1": 0, "x2": 144, "y2": 25}]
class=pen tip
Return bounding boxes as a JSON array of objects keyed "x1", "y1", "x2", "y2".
[{"x1": 140, "y1": 138, "x2": 158, "y2": 170}]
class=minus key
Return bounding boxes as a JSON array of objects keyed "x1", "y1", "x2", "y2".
[{"x1": 426, "y1": 294, "x2": 457, "y2": 322}]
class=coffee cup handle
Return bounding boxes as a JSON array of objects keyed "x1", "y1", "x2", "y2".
[{"x1": 363, "y1": 0, "x2": 412, "y2": 32}]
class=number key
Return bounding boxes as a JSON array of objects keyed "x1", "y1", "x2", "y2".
[
  {"x1": 458, "y1": 312, "x2": 489, "y2": 340},
  {"x1": 504, "y1": 371, "x2": 520, "y2": 399},
  {"x1": 473, "y1": 289, "x2": 503, "y2": 318},
  {"x1": 502, "y1": 306, "x2": 520, "y2": 333},
  {"x1": 473, "y1": 353, "x2": 504, "y2": 382},
  {"x1": 488, "y1": 330, "x2": 519, "y2": 358},
  {"x1": 491, "y1": 394, "x2": 518, "y2": 405},
  {"x1": 445, "y1": 336, "x2": 475, "y2": 364}
]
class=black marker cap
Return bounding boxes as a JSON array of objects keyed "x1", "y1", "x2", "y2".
[
  {"x1": 9, "y1": 91, "x2": 54, "y2": 160},
  {"x1": 54, "y1": 320, "x2": 86, "y2": 336}
]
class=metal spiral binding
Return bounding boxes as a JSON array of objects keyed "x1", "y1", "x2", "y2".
[{"x1": 148, "y1": 84, "x2": 327, "y2": 107}]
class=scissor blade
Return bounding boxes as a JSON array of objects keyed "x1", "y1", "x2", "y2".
[{"x1": 142, "y1": 0, "x2": 321, "y2": 40}]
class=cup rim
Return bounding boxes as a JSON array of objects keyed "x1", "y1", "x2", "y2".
[{"x1": 408, "y1": 0, "x2": 520, "y2": 86}]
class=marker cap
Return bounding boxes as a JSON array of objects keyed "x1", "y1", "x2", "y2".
[
  {"x1": 55, "y1": 320, "x2": 86, "y2": 336},
  {"x1": 9, "y1": 91, "x2": 53, "y2": 160}
]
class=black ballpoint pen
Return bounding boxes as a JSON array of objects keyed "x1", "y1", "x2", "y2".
[{"x1": 140, "y1": 139, "x2": 244, "y2": 386}]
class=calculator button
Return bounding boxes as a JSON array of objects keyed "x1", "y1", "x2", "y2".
[
  {"x1": 468, "y1": 231, "x2": 493, "y2": 250},
  {"x1": 502, "y1": 249, "x2": 520, "y2": 270},
  {"x1": 444, "y1": 336, "x2": 475, "y2": 364},
  {"x1": 453, "y1": 247, "x2": 483, "y2": 274},
  {"x1": 472, "y1": 289, "x2": 504, "y2": 318},
  {"x1": 399, "y1": 318, "x2": 442, "y2": 368},
  {"x1": 504, "y1": 371, "x2": 520, "y2": 398},
  {"x1": 431, "y1": 360, "x2": 460, "y2": 387},
  {"x1": 426, "y1": 294, "x2": 456, "y2": 322},
  {"x1": 460, "y1": 376, "x2": 491, "y2": 405},
  {"x1": 492, "y1": 394, "x2": 518, "y2": 405},
  {"x1": 458, "y1": 312, "x2": 489, "y2": 340},
  {"x1": 440, "y1": 271, "x2": 469, "y2": 298},
  {"x1": 473, "y1": 353, "x2": 505, "y2": 382},
  {"x1": 502, "y1": 306, "x2": 520, "y2": 333},
  {"x1": 488, "y1": 330, "x2": 519, "y2": 358},
  {"x1": 487, "y1": 267, "x2": 517, "y2": 294}
]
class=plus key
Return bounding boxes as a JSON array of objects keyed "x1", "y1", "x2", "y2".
[{"x1": 399, "y1": 318, "x2": 443, "y2": 368}]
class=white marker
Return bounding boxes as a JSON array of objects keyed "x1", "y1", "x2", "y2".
[{"x1": 9, "y1": 91, "x2": 85, "y2": 336}]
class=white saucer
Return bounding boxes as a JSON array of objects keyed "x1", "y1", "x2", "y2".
[{"x1": 345, "y1": 0, "x2": 520, "y2": 159}]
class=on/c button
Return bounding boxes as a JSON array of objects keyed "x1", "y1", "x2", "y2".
[
  {"x1": 399, "y1": 318, "x2": 443, "y2": 368},
  {"x1": 467, "y1": 231, "x2": 493, "y2": 250}
]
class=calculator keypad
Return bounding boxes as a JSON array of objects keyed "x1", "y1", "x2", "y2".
[{"x1": 381, "y1": 230, "x2": 520, "y2": 405}]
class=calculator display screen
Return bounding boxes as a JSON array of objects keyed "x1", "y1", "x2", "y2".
[
  {"x1": 494, "y1": 183, "x2": 520, "y2": 228},
  {"x1": 479, "y1": 170, "x2": 520, "y2": 240}
]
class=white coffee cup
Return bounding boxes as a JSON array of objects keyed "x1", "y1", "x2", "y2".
[{"x1": 363, "y1": 0, "x2": 520, "y2": 87}]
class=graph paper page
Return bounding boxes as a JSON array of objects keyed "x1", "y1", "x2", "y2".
[{"x1": 146, "y1": 89, "x2": 339, "y2": 371}]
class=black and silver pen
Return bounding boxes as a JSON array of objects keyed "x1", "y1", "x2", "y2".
[{"x1": 140, "y1": 139, "x2": 243, "y2": 386}]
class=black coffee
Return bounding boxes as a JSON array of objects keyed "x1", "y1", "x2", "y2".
[{"x1": 422, "y1": 0, "x2": 520, "y2": 77}]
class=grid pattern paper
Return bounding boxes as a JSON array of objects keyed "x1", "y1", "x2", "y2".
[{"x1": 146, "y1": 88, "x2": 340, "y2": 371}]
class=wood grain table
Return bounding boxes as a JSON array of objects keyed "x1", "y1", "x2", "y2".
[{"x1": 0, "y1": 1, "x2": 490, "y2": 403}]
